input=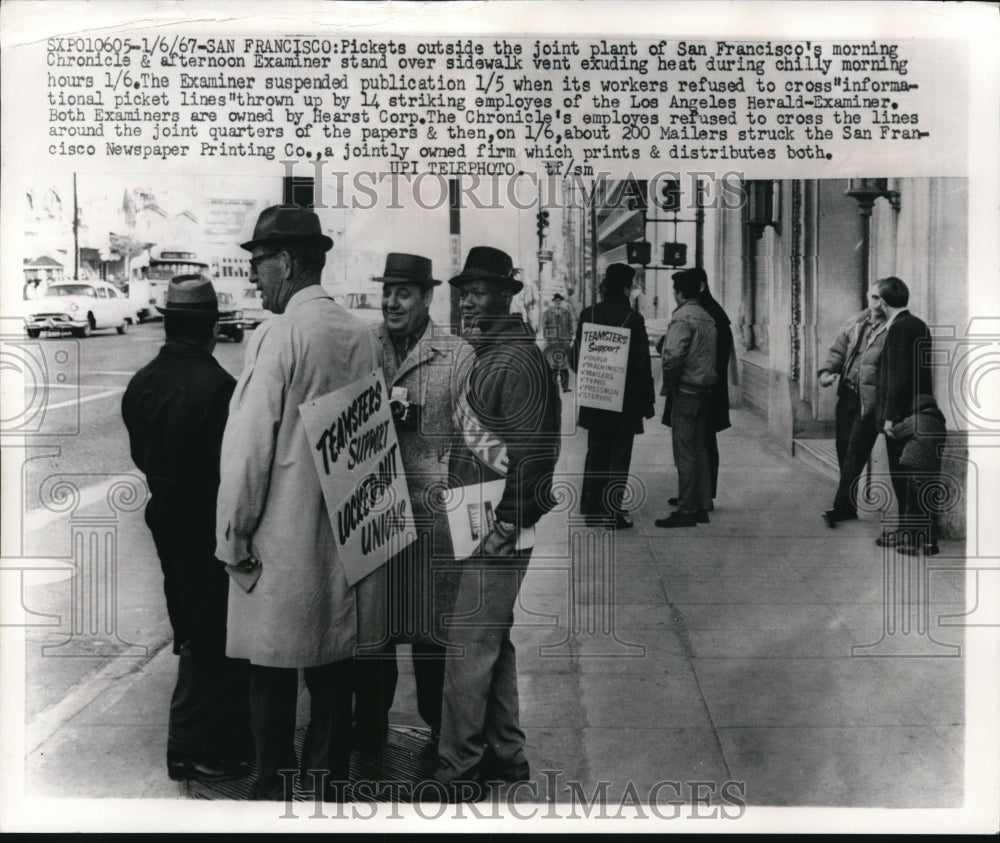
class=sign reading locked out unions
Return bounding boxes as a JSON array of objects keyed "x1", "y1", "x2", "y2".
[
  {"x1": 577, "y1": 323, "x2": 631, "y2": 413},
  {"x1": 299, "y1": 371, "x2": 414, "y2": 586}
]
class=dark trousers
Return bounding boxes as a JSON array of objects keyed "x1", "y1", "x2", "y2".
[
  {"x1": 150, "y1": 525, "x2": 252, "y2": 763},
  {"x1": 884, "y1": 434, "x2": 910, "y2": 524},
  {"x1": 706, "y1": 427, "x2": 720, "y2": 500},
  {"x1": 671, "y1": 388, "x2": 712, "y2": 514},
  {"x1": 831, "y1": 391, "x2": 880, "y2": 518},
  {"x1": 353, "y1": 641, "x2": 447, "y2": 734},
  {"x1": 884, "y1": 436, "x2": 938, "y2": 543},
  {"x1": 248, "y1": 659, "x2": 354, "y2": 800},
  {"x1": 581, "y1": 427, "x2": 636, "y2": 516},
  {"x1": 169, "y1": 641, "x2": 253, "y2": 762}
]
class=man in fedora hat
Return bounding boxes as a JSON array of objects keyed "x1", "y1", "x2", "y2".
[
  {"x1": 352, "y1": 253, "x2": 475, "y2": 757},
  {"x1": 122, "y1": 274, "x2": 253, "y2": 783},
  {"x1": 573, "y1": 263, "x2": 655, "y2": 529},
  {"x1": 215, "y1": 205, "x2": 381, "y2": 801},
  {"x1": 655, "y1": 268, "x2": 718, "y2": 528},
  {"x1": 424, "y1": 246, "x2": 560, "y2": 800},
  {"x1": 542, "y1": 291, "x2": 574, "y2": 393}
]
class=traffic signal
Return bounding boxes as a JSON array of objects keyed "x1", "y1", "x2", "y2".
[
  {"x1": 655, "y1": 179, "x2": 682, "y2": 213},
  {"x1": 536, "y1": 210, "x2": 550, "y2": 238},
  {"x1": 662, "y1": 242, "x2": 687, "y2": 267},
  {"x1": 626, "y1": 241, "x2": 651, "y2": 266}
]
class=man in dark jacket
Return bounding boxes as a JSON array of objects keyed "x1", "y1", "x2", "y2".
[
  {"x1": 121, "y1": 275, "x2": 252, "y2": 783},
  {"x1": 430, "y1": 246, "x2": 561, "y2": 800},
  {"x1": 662, "y1": 268, "x2": 733, "y2": 511},
  {"x1": 574, "y1": 263, "x2": 655, "y2": 529},
  {"x1": 872, "y1": 276, "x2": 935, "y2": 550}
]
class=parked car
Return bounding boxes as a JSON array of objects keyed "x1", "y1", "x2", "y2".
[
  {"x1": 238, "y1": 287, "x2": 271, "y2": 330},
  {"x1": 215, "y1": 290, "x2": 247, "y2": 343},
  {"x1": 24, "y1": 280, "x2": 131, "y2": 338}
]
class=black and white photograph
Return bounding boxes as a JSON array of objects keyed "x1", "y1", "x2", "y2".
[{"x1": 1, "y1": 0, "x2": 998, "y2": 834}]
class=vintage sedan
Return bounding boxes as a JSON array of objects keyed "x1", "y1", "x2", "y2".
[
  {"x1": 24, "y1": 281, "x2": 131, "y2": 338},
  {"x1": 215, "y1": 290, "x2": 247, "y2": 343}
]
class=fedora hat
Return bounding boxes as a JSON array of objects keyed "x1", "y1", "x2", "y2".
[
  {"x1": 372, "y1": 253, "x2": 441, "y2": 287},
  {"x1": 448, "y1": 246, "x2": 523, "y2": 293},
  {"x1": 552, "y1": 292, "x2": 565, "y2": 301},
  {"x1": 602, "y1": 263, "x2": 635, "y2": 291},
  {"x1": 240, "y1": 205, "x2": 334, "y2": 252},
  {"x1": 156, "y1": 274, "x2": 219, "y2": 316}
]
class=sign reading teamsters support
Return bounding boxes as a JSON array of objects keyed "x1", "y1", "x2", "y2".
[
  {"x1": 577, "y1": 323, "x2": 631, "y2": 413},
  {"x1": 299, "y1": 371, "x2": 415, "y2": 586}
]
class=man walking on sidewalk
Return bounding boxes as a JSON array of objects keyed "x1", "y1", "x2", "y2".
[
  {"x1": 818, "y1": 292, "x2": 888, "y2": 528},
  {"x1": 122, "y1": 275, "x2": 253, "y2": 783},
  {"x1": 656, "y1": 268, "x2": 718, "y2": 528},
  {"x1": 428, "y1": 246, "x2": 561, "y2": 801}
]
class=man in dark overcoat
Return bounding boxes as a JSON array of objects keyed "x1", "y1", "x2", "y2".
[
  {"x1": 574, "y1": 263, "x2": 655, "y2": 529},
  {"x1": 872, "y1": 276, "x2": 935, "y2": 551},
  {"x1": 122, "y1": 275, "x2": 252, "y2": 783}
]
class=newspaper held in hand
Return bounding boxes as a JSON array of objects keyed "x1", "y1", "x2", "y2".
[{"x1": 445, "y1": 478, "x2": 535, "y2": 559}]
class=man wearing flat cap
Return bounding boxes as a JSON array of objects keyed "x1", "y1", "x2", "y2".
[
  {"x1": 215, "y1": 205, "x2": 381, "y2": 801},
  {"x1": 425, "y1": 246, "x2": 560, "y2": 800},
  {"x1": 352, "y1": 253, "x2": 475, "y2": 757},
  {"x1": 122, "y1": 275, "x2": 252, "y2": 784},
  {"x1": 573, "y1": 263, "x2": 655, "y2": 529}
]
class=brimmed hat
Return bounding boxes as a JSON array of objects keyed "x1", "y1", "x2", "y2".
[
  {"x1": 372, "y1": 253, "x2": 441, "y2": 287},
  {"x1": 156, "y1": 274, "x2": 219, "y2": 316},
  {"x1": 448, "y1": 246, "x2": 523, "y2": 294},
  {"x1": 552, "y1": 292, "x2": 565, "y2": 301},
  {"x1": 240, "y1": 205, "x2": 334, "y2": 252},
  {"x1": 602, "y1": 263, "x2": 635, "y2": 291}
]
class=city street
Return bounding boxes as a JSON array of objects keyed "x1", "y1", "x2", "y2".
[{"x1": 1, "y1": 314, "x2": 983, "y2": 831}]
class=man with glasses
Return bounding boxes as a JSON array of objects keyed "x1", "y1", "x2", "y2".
[{"x1": 215, "y1": 205, "x2": 380, "y2": 801}]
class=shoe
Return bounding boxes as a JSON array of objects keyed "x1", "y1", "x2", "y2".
[
  {"x1": 613, "y1": 514, "x2": 634, "y2": 530},
  {"x1": 696, "y1": 510, "x2": 710, "y2": 524},
  {"x1": 654, "y1": 512, "x2": 698, "y2": 528},
  {"x1": 562, "y1": 387, "x2": 571, "y2": 393},
  {"x1": 167, "y1": 756, "x2": 251, "y2": 782},
  {"x1": 668, "y1": 497, "x2": 713, "y2": 512}
]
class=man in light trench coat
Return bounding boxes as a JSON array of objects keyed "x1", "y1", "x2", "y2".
[
  {"x1": 216, "y1": 206, "x2": 381, "y2": 801},
  {"x1": 353, "y1": 253, "x2": 476, "y2": 757}
]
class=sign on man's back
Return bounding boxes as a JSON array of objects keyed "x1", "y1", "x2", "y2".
[
  {"x1": 577, "y1": 323, "x2": 631, "y2": 413},
  {"x1": 299, "y1": 371, "x2": 415, "y2": 586}
]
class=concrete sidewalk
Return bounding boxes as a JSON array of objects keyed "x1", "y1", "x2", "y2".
[{"x1": 18, "y1": 401, "x2": 969, "y2": 822}]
